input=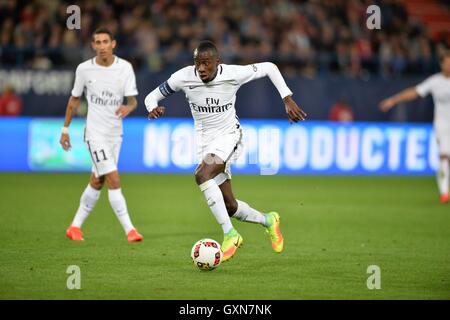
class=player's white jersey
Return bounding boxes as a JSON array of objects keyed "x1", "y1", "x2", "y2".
[
  {"x1": 71, "y1": 56, "x2": 138, "y2": 141},
  {"x1": 146, "y1": 62, "x2": 292, "y2": 139},
  {"x1": 416, "y1": 73, "x2": 450, "y2": 129}
]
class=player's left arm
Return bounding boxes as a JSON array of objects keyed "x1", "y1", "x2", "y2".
[
  {"x1": 235, "y1": 62, "x2": 307, "y2": 123},
  {"x1": 283, "y1": 94, "x2": 307, "y2": 124},
  {"x1": 116, "y1": 64, "x2": 139, "y2": 118},
  {"x1": 116, "y1": 96, "x2": 137, "y2": 118},
  {"x1": 144, "y1": 67, "x2": 185, "y2": 119}
]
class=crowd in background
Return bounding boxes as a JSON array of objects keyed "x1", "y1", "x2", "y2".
[{"x1": 1, "y1": 0, "x2": 450, "y2": 78}]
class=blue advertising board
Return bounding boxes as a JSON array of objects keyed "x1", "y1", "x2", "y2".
[{"x1": 0, "y1": 118, "x2": 438, "y2": 175}]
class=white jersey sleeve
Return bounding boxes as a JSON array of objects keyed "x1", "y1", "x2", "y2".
[
  {"x1": 232, "y1": 62, "x2": 293, "y2": 99},
  {"x1": 166, "y1": 68, "x2": 185, "y2": 93},
  {"x1": 71, "y1": 65, "x2": 85, "y2": 97},
  {"x1": 124, "y1": 63, "x2": 138, "y2": 96},
  {"x1": 144, "y1": 67, "x2": 186, "y2": 112},
  {"x1": 416, "y1": 75, "x2": 435, "y2": 97}
]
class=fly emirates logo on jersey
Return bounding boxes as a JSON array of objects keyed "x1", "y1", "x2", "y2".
[
  {"x1": 190, "y1": 97, "x2": 233, "y2": 113},
  {"x1": 89, "y1": 90, "x2": 122, "y2": 107}
]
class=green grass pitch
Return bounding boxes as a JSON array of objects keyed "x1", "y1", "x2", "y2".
[{"x1": 0, "y1": 173, "x2": 449, "y2": 299}]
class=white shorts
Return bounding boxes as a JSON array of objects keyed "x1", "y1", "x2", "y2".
[
  {"x1": 85, "y1": 139, "x2": 122, "y2": 177},
  {"x1": 197, "y1": 125, "x2": 243, "y2": 183},
  {"x1": 435, "y1": 125, "x2": 450, "y2": 156}
]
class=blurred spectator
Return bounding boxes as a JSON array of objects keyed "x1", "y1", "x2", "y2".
[
  {"x1": 329, "y1": 97, "x2": 354, "y2": 122},
  {"x1": 0, "y1": 0, "x2": 448, "y2": 76},
  {"x1": 0, "y1": 84, "x2": 23, "y2": 116}
]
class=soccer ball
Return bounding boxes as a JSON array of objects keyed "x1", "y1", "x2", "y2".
[{"x1": 191, "y1": 238, "x2": 223, "y2": 271}]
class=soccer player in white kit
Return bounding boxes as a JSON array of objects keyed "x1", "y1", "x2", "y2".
[
  {"x1": 60, "y1": 28, "x2": 144, "y2": 242},
  {"x1": 380, "y1": 51, "x2": 450, "y2": 204},
  {"x1": 145, "y1": 41, "x2": 306, "y2": 261}
]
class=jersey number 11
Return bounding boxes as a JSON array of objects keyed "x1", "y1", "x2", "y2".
[{"x1": 93, "y1": 150, "x2": 107, "y2": 162}]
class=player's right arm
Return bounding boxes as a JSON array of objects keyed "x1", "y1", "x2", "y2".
[
  {"x1": 379, "y1": 88, "x2": 419, "y2": 112},
  {"x1": 144, "y1": 68, "x2": 185, "y2": 119},
  {"x1": 60, "y1": 96, "x2": 81, "y2": 151},
  {"x1": 144, "y1": 86, "x2": 167, "y2": 119},
  {"x1": 60, "y1": 64, "x2": 85, "y2": 151},
  {"x1": 379, "y1": 75, "x2": 435, "y2": 112}
]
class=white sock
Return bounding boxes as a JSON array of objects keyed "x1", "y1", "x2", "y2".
[
  {"x1": 72, "y1": 184, "x2": 101, "y2": 228},
  {"x1": 108, "y1": 188, "x2": 135, "y2": 234},
  {"x1": 199, "y1": 179, "x2": 234, "y2": 234},
  {"x1": 437, "y1": 158, "x2": 449, "y2": 195},
  {"x1": 232, "y1": 200, "x2": 267, "y2": 226}
]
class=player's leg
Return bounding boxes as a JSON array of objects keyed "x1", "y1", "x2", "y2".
[
  {"x1": 195, "y1": 155, "x2": 242, "y2": 261},
  {"x1": 436, "y1": 130, "x2": 450, "y2": 203},
  {"x1": 66, "y1": 168, "x2": 105, "y2": 240},
  {"x1": 437, "y1": 154, "x2": 449, "y2": 204},
  {"x1": 218, "y1": 177, "x2": 284, "y2": 253},
  {"x1": 195, "y1": 156, "x2": 235, "y2": 234},
  {"x1": 90, "y1": 139, "x2": 142, "y2": 241},
  {"x1": 104, "y1": 171, "x2": 143, "y2": 242},
  {"x1": 218, "y1": 178, "x2": 265, "y2": 225}
]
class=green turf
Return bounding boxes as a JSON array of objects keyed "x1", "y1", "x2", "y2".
[{"x1": 0, "y1": 173, "x2": 449, "y2": 299}]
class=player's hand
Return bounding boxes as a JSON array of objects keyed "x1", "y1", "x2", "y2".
[
  {"x1": 284, "y1": 95, "x2": 307, "y2": 124},
  {"x1": 60, "y1": 133, "x2": 71, "y2": 151},
  {"x1": 116, "y1": 105, "x2": 133, "y2": 119},
  {"x1": 379, "y1": 98, "x2": 396, "y2": 112},
  {"x1": 148, "y1": 106, "x2": 166, "y2": 119}
]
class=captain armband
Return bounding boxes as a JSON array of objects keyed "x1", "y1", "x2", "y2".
[{"x1": 158, "y1": 81, "x2": 175, "y2": 97}]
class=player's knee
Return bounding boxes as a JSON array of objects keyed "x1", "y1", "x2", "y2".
[
  {"x1": 195, "y1": 169, "x2": 213, "y2": 185},
  {"x1": 90, "y1": 176, "x2": 104, "y2": 190},
  {"x1": 107, "y1": 180, "x2": 120, "y2": 189},
  {"x1": 105, "y1": 172, "x2": 121, "y2": 189},
  {"x1": 91, "y1": 181, "x2": 103, "y2": 190}
]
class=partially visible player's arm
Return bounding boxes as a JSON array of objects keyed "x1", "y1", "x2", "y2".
[
  {"x1": 117, "y1": 64, "x2": 139, "y2": 118},
  {"x1": 60, "y1": 95, "x2": 81, "y2": 151},
  {"x1": 144, "y1": 87, "x2": 166, "y2": 119},
  {"x1": 379, "y1": 87, "x2": 419, "y2": 112},
  {"x1": 283, "y1": 94, "x2": 307, "y2": 124},
  {"x1": 145, "y1": 68, "x2": 185, "y2": 119},
  {"x1": 116, "y1": 96, "x2": 137, "y2": 118},
  {"x1": 236, "y1": 62, "x2": 307, "y2": 123},
  {"x1": 61, "y1": 64, "x2": 85, "y2": 150},
  {"x1": 379, "y1": 75, "x2": 435, "y2": 112}
]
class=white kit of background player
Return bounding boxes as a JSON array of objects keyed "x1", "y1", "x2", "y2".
[
  {"x1": 380, "y1": 52, "x2": 450, "y2": 204},
  {"x1": 60, "y1": 29, "x2": 143, "y2": 242}
]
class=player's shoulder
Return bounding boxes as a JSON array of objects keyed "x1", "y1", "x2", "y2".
[
  {"x1": 168, "y1": 65, "x2": 199, "y2": 86},
  {"x1": 219, "y1": 63, "x2": 243, "y2": 76},
  {"x1": 424, "y1": 72, "x2": 445, "y2": 83},
  {"x1": 115, "y1": 56, "x2": 133, "y2": 68},
  {"x1": 221, "y1": 63, "x2": 263, "y2": 74},
  {"x1": 173, "y1": 65, "x2": 196, "y2": 78},
  {"x1": 219, "y1": 63, "x2": 261, "y2": 81},
  {"x1": 77, "y1": 56, "x2": 134, "y2": 69},
  {"x1": 220, "y1": 63, "x2": 240, "y2": 72},
  {"x1": 113, "y1": 56, "x2": 136, "y2": 75},
  {"x1": 75, "y1": 58, "x2": 95, "y2": 72}
]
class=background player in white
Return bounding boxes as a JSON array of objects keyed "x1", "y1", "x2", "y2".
[
  {"x1": 61, "y1": 28, "x2": 144, "y2": 242},
  {"x1": 144, "y1": 41, "x2": 306, "y2": 261},
  {"x1": 380, "y1": 51, "x2": 450, "y2": 204}
]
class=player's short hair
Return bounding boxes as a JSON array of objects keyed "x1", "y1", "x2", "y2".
[
  {"x1": 92, "y1": 27, "x2": 114, "y2": 41},
  {"x1": 194, "y1": 40, "x2": 218, "y2": 58},
  {"x1": 439, "y1": 50, "x2": 450, "y2": 63}
]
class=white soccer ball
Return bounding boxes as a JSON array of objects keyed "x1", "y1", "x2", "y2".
[{"x1": 191, "y1": 238, "x2": 223, "y2": 271}]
